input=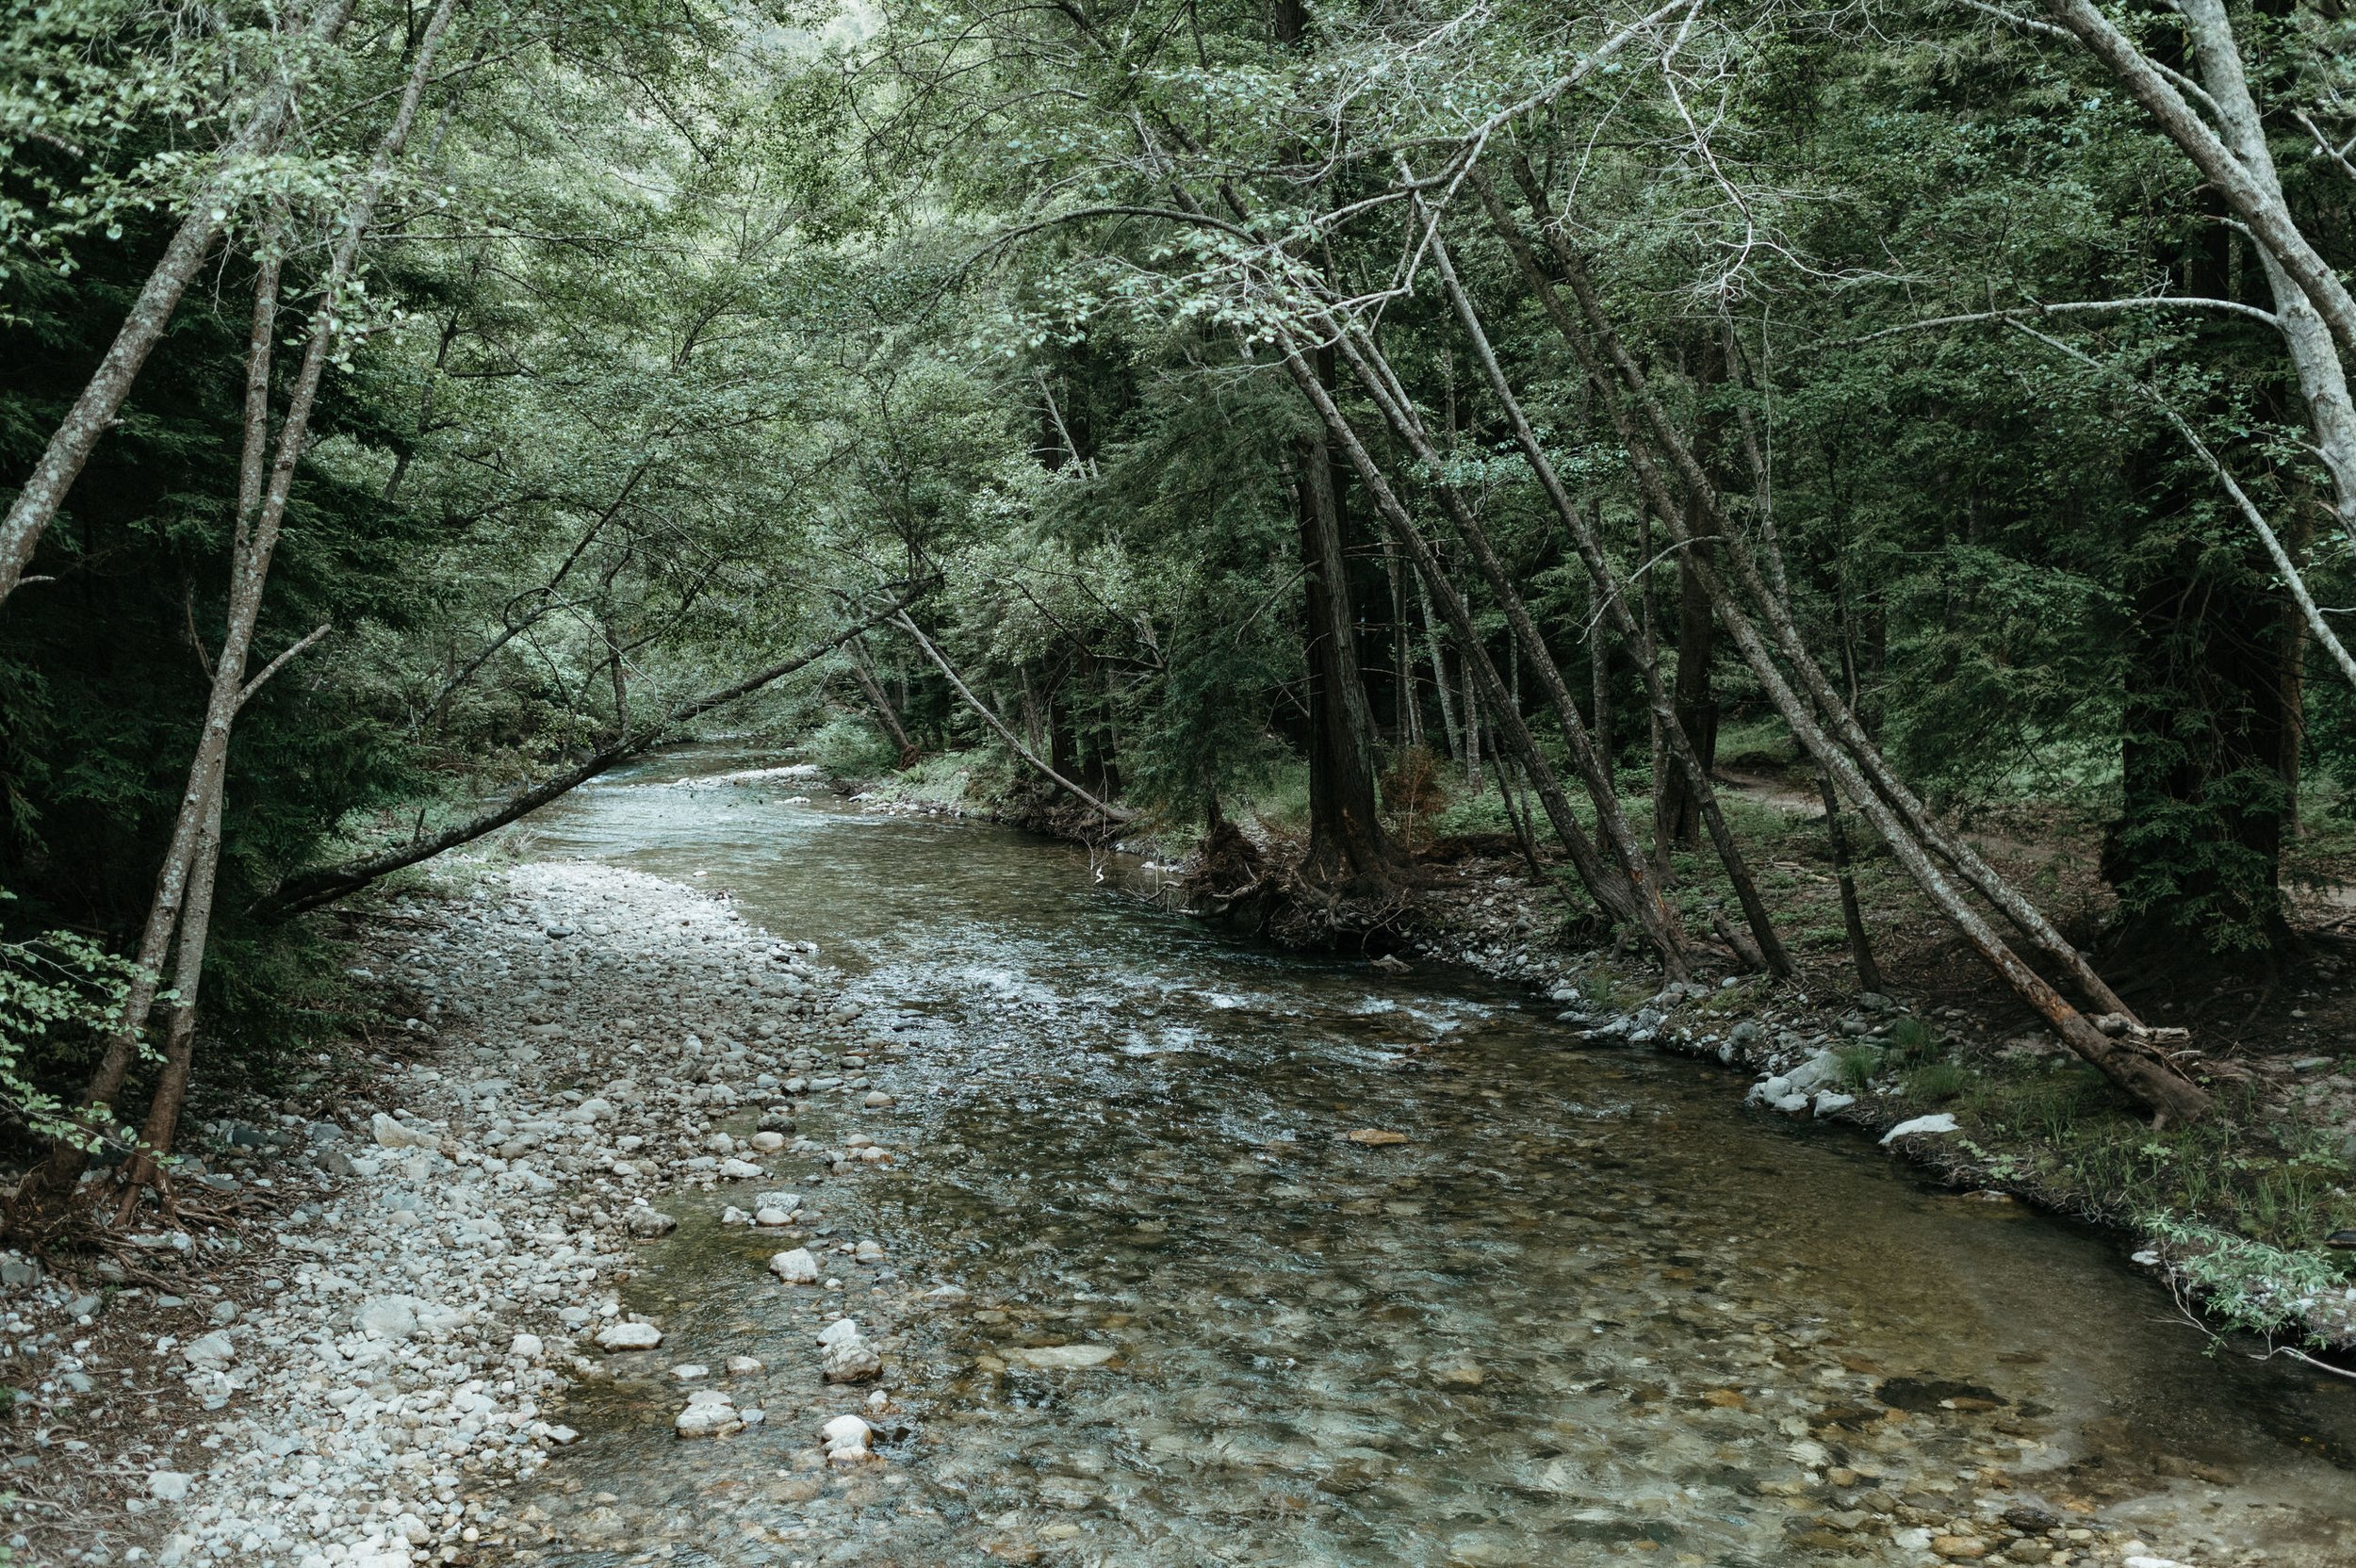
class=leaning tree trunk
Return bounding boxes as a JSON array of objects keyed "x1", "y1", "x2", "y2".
[
  {"x1": 1270, "y1": 335, "x2": 1680, "y2": 970},
  {"x1": 1487, "y1": 177, "x2": 2204, "y2": 1120},
  {"x1": 0, "y1": 0, "x2": 361, "y2": 606}
]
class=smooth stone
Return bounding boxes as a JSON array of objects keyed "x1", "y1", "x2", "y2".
[
  {"x1": 596, "y1": 1321, "x2": 663, "y2": 1351},
  {"x1": 147, "y1": 1471, "x2": 194, "y2": 1502},
  {"x1": 769, "y1": 1249, "x2": 821, "y2": 1283},
  {"x1": 1881, "y1": 1113, "x2": 1961, "y2": 1146}
]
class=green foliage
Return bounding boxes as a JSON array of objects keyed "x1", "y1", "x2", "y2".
[
  {"x1": 808, "y1": 715, "x2": 899, "y2": 781},
  {"x1": 0, "y1": 893, "x2": 144, "y2": 1146}
]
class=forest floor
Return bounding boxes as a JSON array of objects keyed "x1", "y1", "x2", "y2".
[{"x1": 851, "y1": 751, "x2": 2356, "y2": 1364}]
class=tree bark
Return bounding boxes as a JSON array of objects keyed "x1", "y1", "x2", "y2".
[
  {"x1": 1492, "y1": 173, "x2": 2203, "y2": 1119},
  {"x1": 0, "y1": 0, "x2": 361, "y2": 606},
  {"x1": 1818, "y1": 769, "x2": 1885, "y2": 994},
  {"x1": 1418, "y1": 571, "x2": 1464, "y2": 762},
  {"x1": 1295, "y1": 432, "x2": 1405, "y2": 890},
  {"x1": 1270, "y1": 336, "x2": 1676, "y2": 965}
]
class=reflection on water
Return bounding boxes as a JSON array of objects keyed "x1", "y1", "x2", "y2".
[{"x1": 506, "y1": 750, "x2": 2356, "y2": 1566}]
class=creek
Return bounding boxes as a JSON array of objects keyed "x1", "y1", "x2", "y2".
[{"x1": 502, "y1": 750, "x2": 2355, "y2": 1567}]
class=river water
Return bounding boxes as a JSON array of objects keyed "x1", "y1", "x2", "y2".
[{"x1": 505, "y1": 752, "x2": 2354, "y2": 1567}]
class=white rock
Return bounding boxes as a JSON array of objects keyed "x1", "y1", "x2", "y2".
[
  {"x1": 816, "y1": 1317, "x2": 863, "y2": 1347},
  {"x1": 749, "y1": 1132, "x2": 786, "y2": 1152},
  {"x1": 510, "y1": 1332, "x2": 544, "y2": 1359},
  {"x1": 147, "y1": 1470, "x2": 194, "y2": 1502},
  {"x1": 181, "y1": 1331, "x2": 236, "y2": 1369},
  {"x1": 369, "y1": 1112, "x2": 437, "y2": 1150},
  {"x1": 674, "y1": 1391, "x2": 741, "y2": 1438},
  {"x1": 821, "y1": 1413, "x2": 872, "y2": 1452},
  {"x1": 1879, "y1": 1113, "x2": 1961, "y2": 1146},
  {"x1": 822, "y1": 1337, "x2": 882, "y2": 1382},
  {"x1": 1812, "y1": 1091, "x2": 1857, "y2": 1118},
  {"x1": 672, "y1": 1363, "x2": 711, "y2": 1380},
  {"x1": 596, "y1": 1321, "x2": 663, "y2": 1351},
  {"x1": 727, "y1": 1355, "x2": 764, "y2": 1375},
  {"x1": 769, "y1": 1248, "x2": 820, "y2": 1283},
  {"x1": 753, "y1": 1207, "x2": 795, "y2": 1227},
  {"x1": 352, "y1": 1296, "x2": 418, "y2": 1339},
  {"x1": 717, "y1": 1157, "x2": 765, "y2": 1179}
]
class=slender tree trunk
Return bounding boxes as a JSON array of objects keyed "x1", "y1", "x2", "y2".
[
  {"x1": 1413, "y1": 204, "x2": 1792, "y2": 972},
  {"x1": 1271, "y1": 338, "x2": 1677, "y2": 966},
  {"x1": 1462, "y1": 649, "x2": 1482, "y2": 792},
  {"x1": 1666, "y1": 509, "x2": 1719, "y2": 848},
  {"x1": 1295, "y1": 432, "x2": 1405, "y2": 890},
  {"x1": 1486, "y1": 170, "x2": 2201, "y2": 1118},
  {"x1": 1418, "y1": 572, "x2": 1464, "y2": 760},
  {"x1": 1590, "y1": 558, "x2": 1614, "y2": 768},
  {"x1": 0, "y1": 0, "x2": 361, "y2": 606},
  {"x1": 1818, "y1": 770, "x2": 1885, "y2": 994}
]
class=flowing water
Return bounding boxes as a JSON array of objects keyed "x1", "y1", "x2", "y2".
[{"x1": 504, "y1": 751, "x2": 2355, "y2": 1567}]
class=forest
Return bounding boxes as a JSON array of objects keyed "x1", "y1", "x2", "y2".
[{"x1": 3, "y1": 0, "x2": 2356, "y2": 1559}]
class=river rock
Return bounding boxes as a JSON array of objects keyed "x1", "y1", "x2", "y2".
[
  {"x1": 770, "y1": 1248, "x2": 821, "y2": 1283},
  {"x1": 369, "y1": 1112, "x2": 437, "y2": 1151},
  {"x1": 147, "y1": 1471, "x2": 194, "y2": 1502},
  {"x1": 182, "y1": 1331, "x2": 236, "y2": 1369},
  {"x1": 675, "y1": 1390, "x2": 743, "y2": 1438},
  {"x1": 626, "y1": 1205, "x2": 678, "y2": 1238},
  {"x1": 822, "y1": 1413, "x2": 872, "y2": 1462},
  {"x1": 352, "y1": 1296, "x2": 418, "y2": 1338},
  {"x1": 1812, "y1": 1091, "x2": 1857, "y2": 1118},
  {"x1": 823, "y1": 1336, "x2": 882, "y2": 1382},
  {"x1": 1881, "y1": 1113, "x2": 1961, "y2": 1146},
  {"x1": 596, "y1": 1320, "x2": 663, "y2": 1350}
]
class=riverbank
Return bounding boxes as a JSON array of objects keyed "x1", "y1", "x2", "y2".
[
  {"x1": 0, "y1": 859, "x2": 875, "y2": 1566},
  {"x1": 845, "y1": 753, "x2": 2356, "y2": 1362}
]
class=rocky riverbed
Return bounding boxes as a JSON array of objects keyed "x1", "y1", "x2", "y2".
[
  {"x1": 0, "y1": 858, "x2": 907, "y2": 1565},
  {"x1": 8, "y1": 760, "x2": 2355, "y2": 1567}
]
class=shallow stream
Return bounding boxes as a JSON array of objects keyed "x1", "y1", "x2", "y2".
[{"x1": 504, "y1": 752, "x2": 2355, "y2": 1567}]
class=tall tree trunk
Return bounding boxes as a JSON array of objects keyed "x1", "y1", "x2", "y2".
[
  {"x1": 1295, "y1": 433, "x2": 1405, "y2": 890},
  {"x1": 8, "y1": 0, "x2": 468, "y2": 1232},
  {"x1": 1418, "y1": 572, "x2": 1464, "y2": 761},
  {"x1": 1488, "y1": 172, "x2": 2203, "y2": 1119},
  {"x1": 1665, "y1": 508, "x2": 1720, "y2": 848},
  {"x1": 0, "y1": 0, "x2": 361, "y2": 606},
  {"x1": 1272, "y1": 338, "x2": 1679, "y2": 969}
]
